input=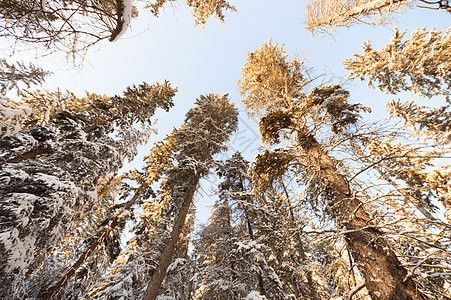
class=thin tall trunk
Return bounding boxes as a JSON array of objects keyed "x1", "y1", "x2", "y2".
[
  {"x1": 142, "y1": 174, "x2": 200, "y2": 300},
  {"x1": 41, "y1": 183, "x2": 147, "y2": 300},
  {"x1": 280, "y1": 180, "x2": 317, "y2": 300},
  {"x1": 242, "y1": 206, "x2": 267, "y2": 298},
  {"x1": 296, "y1": 128, "x2": 424, "y2": 300},
  {"x1": 225, "y1": 201, "x2": 241, "y2": 300},
  {"x1": 238, "y1": 179, "x2": 267, "y2": 298}
]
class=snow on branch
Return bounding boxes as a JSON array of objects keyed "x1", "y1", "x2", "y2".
[
  {"x1": 0, "y1": 96, "x2": 32, "y2": 135},
  {"x1": 305, "y1": 0, "x2": 413, "y2": 32},
  {"x1": 110, "y1": 0, "x2": 132, "y2": 42}
]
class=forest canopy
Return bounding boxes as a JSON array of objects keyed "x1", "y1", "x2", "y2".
[{"x1": 1, "y1": 1, "x2": 450, "y2": 300}]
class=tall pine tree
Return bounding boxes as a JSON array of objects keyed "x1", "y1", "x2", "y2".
[
  {"x1": 87, "y1": 93, "x2": 238, "y2": 300},
  {"x1": 239, "y1": 40, "x2": 428, "y2": 299},
  {"x1": 193, "y1": 152, "x2": 288, "y2": 300},
  {"x1": 0, "y1": 81, "x2": 176, "y2": 298}
]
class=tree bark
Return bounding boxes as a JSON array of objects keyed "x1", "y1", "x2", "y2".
[
  {"x1": 142, "y1": 174, "x2": 200, "y2": 300},
  {"x1": 237, "y1": 178, "x2": 267, "y2": 298},
  {"x1": 296, "y1": 129, "x2": 425, "y2": 300},
  {"x1": 242, "y1": 202, "x2": 267, "y2": 298},
  {"x1": 281, "y1": 180, "x2": 317, "y2": 300},
  {"x1": 7, "y1": 144, "x2": 51, "y2": 163}
]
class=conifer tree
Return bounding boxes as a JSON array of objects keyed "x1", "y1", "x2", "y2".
[
  {"x1": 147, "y1": 0, "x2": 236, "y2": 27},
  {"x1": 343, "y1": 27, "x2": 451, "y2": 99},
  {"x1": 0, "y1": 60, "x2": 50, "y2": 135},
  {"x1": 238, "y1": 40, "x2": 428, "y2": 299},
  {"x1": 194, "y1": 197, "x2": 249, "y2": 300},
  {"x1": 249, "y1": 151, "x2": 329, "y2": 299},
  {"x1": 344, "y1": 28, "x2": 451, "y2": 226},
  {"x1": 157, "y1": 209, "x2": 196, "y2": 300},
  {"x1": 0, "y1": 81, "x2": 176, "y2": 298},
  {"x1": 87, "y1": 93, "x2": 238, "y2": 300},
  {"x1": 194, "y1": 152, "x2": 294, "y2": 300},
  {"x1": 142, "y1": 93, "x2": 238, "y2": 300},
  {"x1": 305, "y1": 0, "x2": 450, "y2": 33},
  {"x1": 1, "y1": 0, "x2": 234, "y2": 60},
  {"x1": 37, "y1": 173, "x2": 129, "y2": 300}
]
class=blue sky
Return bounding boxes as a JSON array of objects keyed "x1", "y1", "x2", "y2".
[{"x1": 7, "y1": 0, "x2": 451, "y2": 224}]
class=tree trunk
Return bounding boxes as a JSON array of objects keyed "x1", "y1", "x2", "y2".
[
  {"x1": 238, "y1": 178, "x2": 268, "y2": 298},
  {"x1": 296, "y1": 129, "x2": 424, "y2": 300},
  {"x1": 7, "y1": 144, "x2": 51, "y2": 163},
  {"x1": 142, "y1": 174, "x2": 200, "y2": 300},
  {"x1": 242, "y1": 207, "x2": 267, "y2": 298}
]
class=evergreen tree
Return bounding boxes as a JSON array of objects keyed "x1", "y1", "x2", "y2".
[
  {"x1": 142, "y1": 93, "x2": 238, "y2": 300},
  {"x1": 194, "y1": 152, "x2": 291, "y2": 300},
  {"x1": 344, "y1": 28, "x2": 451, "y2": 98},
  {"x1": 0, "y1": 94, "x2": 32, "y2": 135},
  {"x1": 238, "y1": 40, "x2": 429, "y2": 299},
  {"x1": 0, "y1": 0, "x2": 138, "y2": 57},
  {"x1": 343, "y1": 27, "x2": 451, "y2": 99},
  {"x1": 340, "y1": 33, "x2": 451, "y2": 298},
  {"x1": 0, "y1": 81, "x2": 176, "y2": 298},
  {"x1": 157, "y1": 209, "x2": 196, "y2": 300},
  {"x1": 147, "y1": 0, "x2": 236, "y2": 27},
  {"x1": 1, "y1": 0, "x2": 234, "y2": 60},
  {"x1": 249, "y1": 151, "x2": 328, "y2": 299},
  {"x1": 87, "y1": 93, "x2": 238, "y2": 300},
  {"x1": 344, "y1": 27, "x2": 451, "y2": 223},
  {"x1": 37, "y1": 173, "x2": 129, "y2": 300},
  {"x1": 305, "y1": 0, "x2": 450, "y2": 33},
  {"x1": 194, "y1": 197, "x2": 250, "y2": 300},
  {"x1": 0, "y1": 59, "x2": 50, "y2": 135},
  {"x1": 0, "y1": 59, "x2": 50, "y2": 96}
]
